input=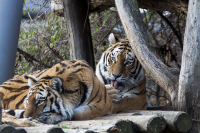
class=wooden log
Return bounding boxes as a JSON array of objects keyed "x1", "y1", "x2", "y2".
[
  {"x1": 116, "y1": 111, "x2": 192, "y2": 133},
  {"x1": 16, "y1": 128, "x2": 27, "y2": 133},
  {"x1": 95, "y1": 115, "x2": 166, "y2": 133},
  {"x1": 58, "y1": 115, "x2": 165, "y2": 133},
  {"x1": 0, "y1": 125, "x2": 16, "y2": 133},
  {"x1": 115, "y1": 120, "x2": 138, "y2": 133},
  {"x1": 16, "y1": 126, "x2": 64, "y2": 133},
  {"x1": 62, "y1": 0, "x2": 95, "y2": 70},
  {"x1": 47, "y1": 126, "x2": 64, "y2": 133},
  {"x1": 61, "y1": 122, "x2": 134, "y2": 133},
  {"x1": 63, "y1": 125, "x2": 122, "y2": 133},
  {"x1": 62, "y1": 121, "x2": 137, "y2": 133},
  {"x1": 164, "y1": 112, "x2": 192, "y2": 133}
]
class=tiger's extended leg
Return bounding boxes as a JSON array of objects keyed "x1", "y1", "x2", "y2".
[
  {"x1": 4, "y1": 109, "x2": 25, "y2": 118},
  {"x1": 105, "y1": 84, "x2": 147, "y2": 113},
  {"x1": 111, "y1": 92, "x2": 147, "y2": 113}
]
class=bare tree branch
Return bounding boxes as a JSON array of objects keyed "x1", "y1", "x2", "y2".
[
  {"x1": 147, "y1": 90, "x2": 172, "y2": 105},
  {"x1": 156, "y1": 11, "x2": 183, "y2": 50},
  {"x1": 17, "y1": 48, "x2": 51, "y2": 68},
  {"x1": 46, "y1": 39, "x2": 64, "y2": 60},
  {"x1": 97, "y1": 19, "x2": 120, "y2": 46}
]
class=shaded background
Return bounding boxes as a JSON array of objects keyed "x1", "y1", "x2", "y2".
[{"x1": 17, "y1": 0, "x2": 186, "y2": 107}]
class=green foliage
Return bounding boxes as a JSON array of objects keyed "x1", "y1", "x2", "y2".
[
  {"x1": 58, "y1": 124, "x2": 70, "y2": 129},
  {"x1": 143, "y1": 11, "x2": 150, "y2": 22},
  {"x1": 16, "y1": 12, "x2": 69, "y2": 75},
  {"x1": 23, "y1": 10, "x2": 27, "y2": 15},
  {"x1": 61, "y1": 126, "x2": 70, "y2": 129}
]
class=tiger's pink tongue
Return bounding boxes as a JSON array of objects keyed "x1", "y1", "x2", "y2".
[{"x1": 111, "y1": 80, "x2": 118, "y2": 90}]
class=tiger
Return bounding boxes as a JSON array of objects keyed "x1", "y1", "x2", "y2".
[
  {"x1": 0, "y1": 60, "x2": 112, "y2": 124},
  {"x1": 96, "y1": 33, "x2": 147, "y2": 113}
]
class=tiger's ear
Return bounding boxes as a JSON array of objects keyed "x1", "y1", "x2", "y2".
[
  {"x1": 108, "y1": 33, "x2": 118, "y2": 47},
  {"x1": 108, "y1": 33, "x2": 116, "y2": 47},
  {"x1": 27, "y1": 75, "x2": 38, "y2": 88},
  {"x1": 51, "y1": 77, "x2": 63, "y2": 94}
]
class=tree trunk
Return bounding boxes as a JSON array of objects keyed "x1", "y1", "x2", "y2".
[
  {"x1": 63, "y1": 0, "x2": 95, "y2": 70},
  {"x1": 178, "y1": 0, "x2": 200, "y2": 132},
  {"x1": 115, "y1": 0, "x2": 179, "y2": 106}
]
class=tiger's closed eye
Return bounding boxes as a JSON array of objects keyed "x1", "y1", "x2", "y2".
[{"x1": 37, "y1": 100, "x2": 44, "y2": 106}]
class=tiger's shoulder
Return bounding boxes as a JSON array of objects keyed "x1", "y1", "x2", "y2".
[{"x1": 96, "y1": 33, "x2": 147, "y2": 113}]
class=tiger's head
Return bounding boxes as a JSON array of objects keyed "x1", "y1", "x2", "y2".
[
  {"x1": 96, "y1": 33, "x2": 145, "y2": 92},
  {"x1": 23, "y1": 75, "x2": 72, "y2": 124}
]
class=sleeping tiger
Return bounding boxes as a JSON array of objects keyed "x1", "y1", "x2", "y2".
[
  {"x1": 96, "y1": 33, "x2": 147, "y2": 113},
  {"x1": 0, "y1": 60, "x2": 112, "y2": 124}
]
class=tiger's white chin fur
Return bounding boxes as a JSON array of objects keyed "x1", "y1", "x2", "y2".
[{"x1": 38, "y1": 113, "x2": 69, "y2": 124}]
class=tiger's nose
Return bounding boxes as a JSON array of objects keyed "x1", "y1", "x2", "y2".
[{"x1": 113, "y1": 74, "x2": 121, "y2": 79}]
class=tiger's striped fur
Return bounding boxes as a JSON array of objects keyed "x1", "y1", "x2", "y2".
[
  {"x1": 0, "y1": 60, "x2": 112, "y2": 124},
  {"x1": 96, "y1": 33, "x2": 147, "y2": 113}
]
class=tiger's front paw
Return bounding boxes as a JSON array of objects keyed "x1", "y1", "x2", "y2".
[{"x1": 105, "y1": 84, "x2": 122, "y2": 103}]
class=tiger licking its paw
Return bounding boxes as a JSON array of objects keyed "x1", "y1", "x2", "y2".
[
  {"x1": 0, "y1": 60, "x2": 112, "y2": 124},
  {"x1": 96, "y1": 33, "x2": 147, "y2": 113}
]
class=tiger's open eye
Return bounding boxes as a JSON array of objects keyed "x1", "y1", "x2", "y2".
[
  {"x1": 125, "y1": 61, "x2": 132, "y2": 66},
  {"x1": 111, "y1": 57, "x2": 116, "y2": 62}
]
